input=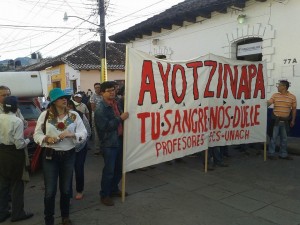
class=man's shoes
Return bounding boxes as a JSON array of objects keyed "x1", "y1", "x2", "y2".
[
  {"x1": 75, "y1": 192, "x2": 84, "y2": 200},
  {"x1": 203, "y1": 165, "x2": 215, "y2": 171},
  {"x1": 111, "y1": 190, "x2": 129, "y2": 198},
  {"x1": 11, "y1": 212, "x2": 33, "y2": 222},
  {"x1": 216, "y1": 162, "x2": 229, "y2": 167},
  {"x1": 62, "y1": 217, "x2": 72, "y2": 225},
  {"x1": 101, "y1": 197, "x2": 114, "y2": 206},
  {"x1": 0, "y1": 212, "x2": 11, "y2": 223},
  {"x1": 279, "y1": 155, "x2": 293, "y2": 160},
  {"x1": 268, "y1": 155, "x2": 278, "y2": 160}
]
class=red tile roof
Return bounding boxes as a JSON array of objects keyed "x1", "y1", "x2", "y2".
[{"x1": 23, "y1": 41, "x2": 125, "y2": 71}]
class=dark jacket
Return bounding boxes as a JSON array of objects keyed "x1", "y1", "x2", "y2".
[{"x1": 94, "y1": 99, "x2": 123, "y2": 148}]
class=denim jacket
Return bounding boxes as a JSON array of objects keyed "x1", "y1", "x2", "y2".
[{"x1": 94, "y1": 99, "x2": 123, "y2": 148}]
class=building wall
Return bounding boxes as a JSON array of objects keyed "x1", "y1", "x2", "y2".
[
  {"x1": 128, "y1": 0, "x2": 300, "y2": 105},
  {"x1": 45, "y1": 64, "x2": 66, "y2": 92},
  {"x1": 79, "y1": 69, "x2": 125, "y2": 93}
]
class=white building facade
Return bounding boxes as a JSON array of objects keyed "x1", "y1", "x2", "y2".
[{"x1": 111, "y1": 0, "x2": 300, "y2": 137}]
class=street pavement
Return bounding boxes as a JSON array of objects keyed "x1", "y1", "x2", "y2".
[{"x1": 4, "y1": 142, "x2": 300, "y2": 225}]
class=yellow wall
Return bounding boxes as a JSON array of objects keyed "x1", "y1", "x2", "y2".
[
  {"x1": 44, "y1": 64, "x2": 125, "y2": 94},
  {"x1": 46, "y1": 65, "x2": 66, "y2": 92}
]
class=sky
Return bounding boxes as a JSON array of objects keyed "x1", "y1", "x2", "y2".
[{"x1": 0, "y1": 0, "x2": 185, "y2": 60}]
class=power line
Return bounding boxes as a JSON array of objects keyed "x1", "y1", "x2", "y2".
[
  {"x1": 0, "y1": 24, "x2": 95, "y2": 30},
  {"x1": 107, "y1": 0, "x2": 167, "y2": 26}
]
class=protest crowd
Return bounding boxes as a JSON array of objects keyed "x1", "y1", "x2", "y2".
[{"x1": 0, "y1": 77, "x2": 297, "y2": 225}]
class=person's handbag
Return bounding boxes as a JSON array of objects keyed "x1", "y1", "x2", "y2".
[
  {"x1": 30, "y1": 145, "x2": 42, "y2": 172},
  {"x1": 30, "y1": 110, "x2": 49, "y2": 172}
]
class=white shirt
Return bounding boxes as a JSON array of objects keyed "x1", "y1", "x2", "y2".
[
  {"x1": 90, "y1": 93, "x2": 102, "y2": 111},
  {"x1": 0, "y1": 103, "x2": 28, "y2": 128},
  {"x1": 0, "y1": 112, "x2": 30, "y2": 149},
  {"x1": 76, "y1": 102, "x2": 89, "y2": 115},
  {"x1": 33, "y1": 110, "x2": 87, "y2": 151}
]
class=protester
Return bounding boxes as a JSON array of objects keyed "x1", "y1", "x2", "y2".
[
  {"x1": 67, "y1": 99, "x2": 91, "y2": 200},
  {"x1": 0, "y1": 86, "x2": 27, "y2": 127},
  {"x1": 0, "y1": 96, "x2": 33, "y2": 223},
  {"x1": 90, "y1": 83, "x2": 102, "y2": 155},
  {"x1": 73, "y1": 93, "x2": 90, "y2": 121},
  {"x1": 42, "y1": 96, "x2": 50, "y2": 111},
  {"x1": 86, "y1": 89, "x2": 93, "y2": 97},
  {"x1": 33, "y1": 88, "x2": 87, "y2": 225},
  {"x1": 267, "y1": 80, "x2": 297, "y2": 160},
  {"x1": 94, "y1": 81, "x2": 129, "y2": 206},
  {"x1": 0, "y1": 86, "x2": 30, "y2": 212},
  {"x1": 207, "y1": 146, "x2": 228, "y2": 169}
]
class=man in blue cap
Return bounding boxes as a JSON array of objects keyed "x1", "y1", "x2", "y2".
[{"x1": 0, "y1": 96, "x2": 33, "y2": 223}]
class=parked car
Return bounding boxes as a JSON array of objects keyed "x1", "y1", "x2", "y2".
[{"x1": 18, "y1": 97, "x2": 41, "y2": 158}]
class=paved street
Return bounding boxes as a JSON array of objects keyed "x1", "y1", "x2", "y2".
[{"x1": 4, "y1": 142, "x2": 300, "y2": 225}]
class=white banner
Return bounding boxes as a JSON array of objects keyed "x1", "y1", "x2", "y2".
[{"x1": 124, "y1": 49, "x2": 267, "y2": 172}]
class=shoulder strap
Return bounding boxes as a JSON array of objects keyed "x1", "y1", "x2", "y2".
[{"x1": 42, "y1": 110, "x2": 50, "y2": 134}]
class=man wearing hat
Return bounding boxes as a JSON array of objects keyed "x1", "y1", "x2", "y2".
[
  {"x1": 0, "y1": 96, "x2": 34, "y2": 223},
  {"x1": 73, "y1": 93, "x2": 90, "y2": 121},
  {"x1": 0, "y1": 86, "x2": 27, "y2": 127}
]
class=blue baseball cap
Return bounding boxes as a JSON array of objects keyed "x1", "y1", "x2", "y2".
[{"x1": 4, "y1": 96, "x2": 18, "y2": 109}]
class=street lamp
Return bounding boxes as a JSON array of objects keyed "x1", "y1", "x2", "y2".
[{"x1": 63, "y1": 12, "x2": 107, "y2": 82}]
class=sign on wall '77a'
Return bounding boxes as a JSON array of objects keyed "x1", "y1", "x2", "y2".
[{"x1": 124, "y1": 49, "x2": 267, "y2": 172}]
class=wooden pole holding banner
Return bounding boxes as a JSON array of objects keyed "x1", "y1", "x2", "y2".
[
  {"x1": 204, "y1": 149, "x2": 208, "y2": 173},
  {"x1": 121, "y1": 46, "x2": 130, "y2": 202}
]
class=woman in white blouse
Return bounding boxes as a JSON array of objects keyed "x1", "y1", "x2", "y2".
[{"x1": 34, "y1": 88, "x2": 87, "y2": 225}]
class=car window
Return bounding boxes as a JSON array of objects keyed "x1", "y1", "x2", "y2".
[{"x1": 19, "y1": 102, "x2": 41, "y2": 120}]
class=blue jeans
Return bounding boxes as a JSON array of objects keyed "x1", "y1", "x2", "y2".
[
  {"x1": 100, "y1": 145, "x2": 123, "y2": 198},
  {"x1": 43, "y1": 149, "x2": 75, "y2": 225},
  {"x1": 70, "y1": 143, "x2": 88, "y2": 196},
  {"x1": 268, "y1": 122, "x2": 288, "y2": 157},
  {"x1": 208, "y1": 147, "x2": 223, "y2": 166}
]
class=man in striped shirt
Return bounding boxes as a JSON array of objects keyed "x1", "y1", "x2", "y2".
[{"x1": 267, "y1": 80, "x2": 297, "y2": 160}]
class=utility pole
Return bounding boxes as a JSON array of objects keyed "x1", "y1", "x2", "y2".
[{"x1": 99, "y1": 0, "x2": 107, "y2": 82}]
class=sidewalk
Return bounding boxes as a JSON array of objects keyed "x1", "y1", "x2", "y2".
[{"x1": 6, "y1": 145, "x2": 300, "y2": 225}]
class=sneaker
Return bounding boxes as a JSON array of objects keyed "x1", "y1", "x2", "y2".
[
  {"x1": 279, "y1": 155, "x2": 293, "y2": 160},
  {"x1": 101, "y1": 197, "x2": 114, "y2": 206},
  {"x1": 62, "y1": 217, "x2": 72, "y2": 225},
  {"x1": 216, "y1": 162, "x2": 229, "y2": 167},
  {"x1": 75, "y1": 193, "x2": 83, "y2": 200},
  {"x1": 111, "y1": 191, "x2": 128, "y2": 198}
]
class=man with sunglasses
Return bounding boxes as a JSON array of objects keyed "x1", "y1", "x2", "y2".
[{"x1": 267, "y1": 80, "x2": 297, "y2": 160}]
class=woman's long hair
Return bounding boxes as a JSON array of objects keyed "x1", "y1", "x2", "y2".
[{"x1": 48, "y1": 101, "x2": 69, "y2": 117}]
